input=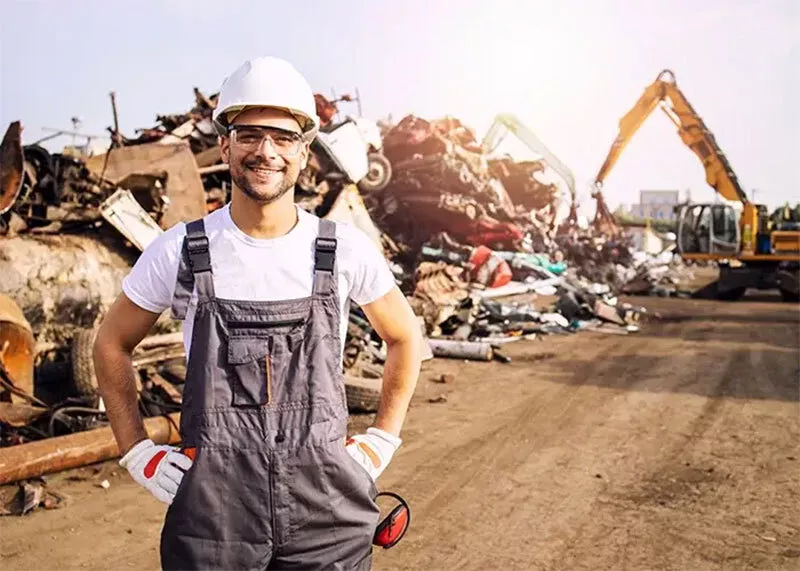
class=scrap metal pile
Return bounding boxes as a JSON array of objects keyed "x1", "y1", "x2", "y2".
[
  {"x1": 365, "y1": 114, "x2": 558, "y2": 257},
  {"x1": 352, "y1": 113, "x2": 664, "y2": 362},
  {"x1": 1, "y1": 122, "x2": 169, "y2": 237}
]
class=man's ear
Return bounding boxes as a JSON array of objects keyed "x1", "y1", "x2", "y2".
[{"x1": 220, "y1": 135, "x2": 230, "y2": 164}]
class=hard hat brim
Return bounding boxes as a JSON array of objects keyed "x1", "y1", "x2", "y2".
[{"x1": 214, "y1": 104, "x2": 318, "y2": 141}]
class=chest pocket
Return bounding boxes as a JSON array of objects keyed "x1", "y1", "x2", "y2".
[
  {"x1": 224, "y1": 313, "x2": 308, "y2": 407},
  {"x1": 226, "y1": 336, "x2": 272, "y2": 406}
]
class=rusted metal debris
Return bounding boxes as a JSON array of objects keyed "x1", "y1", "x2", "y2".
[
  {"x1": 368, "y1": 115, "x2": 526, "y2": 254},
  {"x1": 0, "y1": 479, "x2": 67, "y2": 516},
  {"x1": 117, "y1": 88, "x2": 219, "y2": 152},
  {"x1": 84, "y1": 142, "x2": 206, "y2": 230},
  {"x1": 407, "y1": 262, "x2": 472, "y2": 337},
  {"x1": 0, "y1": 121, "x2": 25, "y2": 216},
  {"x1": 488, "y1": 158, "x2": 559, "y2": 212},
  {"x1": 366, "y1": 113, "x2": 566, "y2": 256},
  {"x1": 0, "y1": 123, "x2": 177, "y2": 238},
  {"x1": 0, "y1": 402, "x2": 48, "y2": 428},
  {"x1": 0, "y1": 233, "x2": 137, "y2": 348},
  {"x1": 0, "y1": 324, "x2": 186, "y2": 460},
  {"x1": 412, "y1": 262, "x2": 471, "y2": 307},
  {"x1": 0, "y1": 294, "x2": 35, "y2": 402},
  {"x1": 0, "y1": 87, "x2": 211, "y2": 239},
  {"x1": 0, "y1": 362, "x2": 46, "y2": 409}
]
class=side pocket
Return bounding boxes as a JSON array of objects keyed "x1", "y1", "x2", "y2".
[
  {"x1": 226, "y1": 337, "x2": 271, "y2": 406},
  {"x1": 171, "y1": 452, "x2": 197, "y2": 506},
  {"x1": 163, "y1": 447, "x2": 202, "y2": 528},
  {"x1": 342, "y1": 440, "x2": 379, "y2": 500}
]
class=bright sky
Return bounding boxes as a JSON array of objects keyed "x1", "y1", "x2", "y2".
[{"x1": 1, "y1": 0, "x2": 796, "y2": 214}]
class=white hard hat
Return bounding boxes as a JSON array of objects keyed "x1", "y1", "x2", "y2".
[{"x1": 212, "y1": 56, "x2": 320, "y2": 140}]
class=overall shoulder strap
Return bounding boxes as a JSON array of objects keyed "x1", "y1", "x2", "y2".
[
  {"x1": 170, "y1": 218, "x2": 215, "y2": 319},
  {"x1": 312, "y1": 218, "x2": 338, "y2": 297}
]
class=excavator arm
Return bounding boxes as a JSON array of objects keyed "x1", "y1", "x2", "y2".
[
  {"x1": 594, "y1": 69, "x2": 749, "y2": 204},
  {"x1": 593, "y1": 76, "x2": 665, "y2": 191}
]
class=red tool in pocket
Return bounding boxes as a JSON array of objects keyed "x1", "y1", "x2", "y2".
[{"x1": 372, "y1": 491, "x2": 411, "y2": 549}]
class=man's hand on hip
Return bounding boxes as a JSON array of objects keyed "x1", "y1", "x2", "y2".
[
  {"x1": 119, "y1": 439, "x2": 193, "y2": 505},
  {"x1": 346, "y1": 427, "x2": 402, "y2": 482}
]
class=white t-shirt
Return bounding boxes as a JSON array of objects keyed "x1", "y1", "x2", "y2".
[{"x1": 122, "y1": 204, "x2": 395, "y2": 360}]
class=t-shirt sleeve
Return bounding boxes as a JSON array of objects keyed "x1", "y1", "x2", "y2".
[
  {"x1": 343, "y1": 225, "x2": 396, "y2": 306},
  {"x1": 121, "y1": 225, "x2": 184, "y2": 315}
]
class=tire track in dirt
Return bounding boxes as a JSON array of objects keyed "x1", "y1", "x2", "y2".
[
  {"x1": 380, "y1": 331, "x2": 698, "y2": 570},
  {"x1": 376, "y1": 338, "x2": 625, "y2": 570},
  {"x1": 381, "y1": 300, "x2": 798, "y2": 571},
  {"x1": 523, "y1": 329, "x2": 711, "y2": 571},
  {"x1": 578, "y1": 344, "x2": 743, "y2": 570},
  {"x1": 554, "y1": 302, "x2": 800, "y2": 571}
]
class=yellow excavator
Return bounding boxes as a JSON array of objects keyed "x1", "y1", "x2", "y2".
[{"x1": 592, "y1": 69, "x2": 800, "y2": 301}]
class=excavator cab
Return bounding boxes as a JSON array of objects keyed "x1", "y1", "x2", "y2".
[{"x1": 676, "y1": 203, "x2": 739, "y2": 257}]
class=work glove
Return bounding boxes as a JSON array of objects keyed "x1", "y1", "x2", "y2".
[
  {"x1": 346, "y1": 427, "x2": 402, "y2": 482},
  {"x1": 119, "y1": 439, "x2": 193, "y2": 505}
]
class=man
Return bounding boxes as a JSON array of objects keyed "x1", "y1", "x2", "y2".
[{"x1": 93, "y1": 56, "x2": 421, "y2": 570}]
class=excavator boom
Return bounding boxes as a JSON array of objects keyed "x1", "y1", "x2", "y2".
[
  {"x1": 594, "y1": 69, "x2": 748, "y2": 204},
  {"x1": 657, "y1": 74, "x2": 748, "y2": 203},
  {"x1": 593, "y1": 76, "x2": 665, "y2": 190}
]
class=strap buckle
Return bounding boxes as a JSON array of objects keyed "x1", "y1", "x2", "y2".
[
  {"x1": 314, "y1": 237, "x2": 337, "y2": 272},
  {"x1": 186, "y1": 234, "x2": 211, "y2": 273}
]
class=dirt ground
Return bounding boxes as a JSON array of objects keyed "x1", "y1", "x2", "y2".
[{"x1": 1, "y1": 294, "x2": 798, "y2": 571}]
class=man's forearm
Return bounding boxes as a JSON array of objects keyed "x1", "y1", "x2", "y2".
[
  {"x1": 372, "y1": 336, "x2": 421, "y2": 437},
  {"x1": 94, "y1": 341, "x2": 147, "y2": 455}
]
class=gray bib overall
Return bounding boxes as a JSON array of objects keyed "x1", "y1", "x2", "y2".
[{"x1": 160, "y1": 217, "x2": 380, "y2": 570}]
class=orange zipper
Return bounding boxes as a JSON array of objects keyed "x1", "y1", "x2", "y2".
[{"x1": 265, "y1": 354, "x2": 272, "y2": 405}]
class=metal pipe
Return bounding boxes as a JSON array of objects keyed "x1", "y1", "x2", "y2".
[
  {"x1": 427, "y1": 339, "x2": 494, "y2": 361},
  {"x1": 109, "y1": 91, "x2": 121, "y2": 148},
  {"x1": 0, "y1": 412, "x2": 181, "y2": 485}
]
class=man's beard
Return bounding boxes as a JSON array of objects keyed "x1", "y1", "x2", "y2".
[{"x1": 230, "y1": 159, "x2": 295, "y2": 205}]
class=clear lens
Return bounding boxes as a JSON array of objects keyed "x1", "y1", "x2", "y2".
[{"x1": 231, "y1": 126, "x2": 302, "y2": 155}]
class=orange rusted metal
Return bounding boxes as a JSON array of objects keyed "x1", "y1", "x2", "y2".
[
  {"x1": 0, "y1": 294, "x2": 35, "y2": 403},
  {"x1": 0, "y1": 121, "x2": 25, "y2": 215}
]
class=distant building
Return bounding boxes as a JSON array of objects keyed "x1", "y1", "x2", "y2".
[
  {"x1": 624, "y1": 222, "x2": 670, "y2": 254},
  {"x1": 630, "y1": 190, "x2": 680, "y2": 220}
]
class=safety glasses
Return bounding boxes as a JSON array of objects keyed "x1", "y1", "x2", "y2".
[{"x1": 227, "y1": 125, "x2": 304, "y2": 156}]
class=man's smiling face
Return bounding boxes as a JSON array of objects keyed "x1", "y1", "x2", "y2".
[{"x1": 220, "y1": 107, "x2": 309, "y2": 205}]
